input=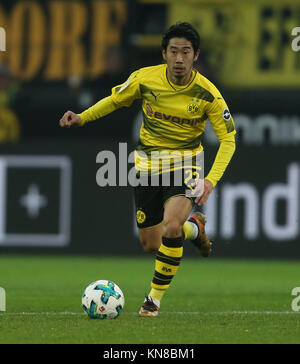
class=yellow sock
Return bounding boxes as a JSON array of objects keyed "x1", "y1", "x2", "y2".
[
  {"x1": 150, "y1": 236, "x2": 183, "y2": 305},
  {"x1": 149, "y1": 288, "x2": 165, "y2": 302}
]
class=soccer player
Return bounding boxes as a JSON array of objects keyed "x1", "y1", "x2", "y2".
[{"x1": 60, "y1": 22, "x2": 236, "y2": 317}]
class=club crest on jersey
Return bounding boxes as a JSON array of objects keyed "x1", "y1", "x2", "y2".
[
  {"x1": 187, "y1": 100, "x2": 199, "y2": 115},
  {"x1": 222, "y1": 108, "x2": 231, "y2": 121}
]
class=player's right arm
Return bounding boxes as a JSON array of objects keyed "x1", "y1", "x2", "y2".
[{"x1": 60, "y1": 69, "x2": 141, "y2": 128}]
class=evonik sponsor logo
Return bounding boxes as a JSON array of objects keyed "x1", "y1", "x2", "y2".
[{"x1": 145, "y1": 103, "x2": 203, "y2": 126}]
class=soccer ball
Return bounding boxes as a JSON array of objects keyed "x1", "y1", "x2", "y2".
[{"x1": 82, "y1": 280, "x2": 125, "y2": 319}]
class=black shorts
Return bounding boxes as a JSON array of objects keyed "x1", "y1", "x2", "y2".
[{"x1": 134, "y1": 168, "x2": 199, "y2": 229}]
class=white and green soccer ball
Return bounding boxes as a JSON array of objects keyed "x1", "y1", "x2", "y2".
[{"x1": 82, "y1": 280, "x2": 125, "y2": 319}]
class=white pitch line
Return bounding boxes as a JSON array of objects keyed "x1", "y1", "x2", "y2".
[
  {"x1": 1, "y1": 312, "x2": 83, "y2": 316},
  {"x1": 0, "y1": 311, "x2": 299, "y2": 316},
  {"x1": 171, "y1": 311, "x2": 300, "y2": 315}
]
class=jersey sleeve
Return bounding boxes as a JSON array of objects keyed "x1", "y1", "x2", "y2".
[
  {"x1": 111, "y1": 69, "x2": 142, "y2": 107},
  {"x1": 205, "y1": 134, "x2": 236, "y2": 187},
  {"x1": 78, "y1": 96, "x2": 118, "y2": 125},
  {"x1": 205, "y1": 91, "x2": 236, "y2": 141}
]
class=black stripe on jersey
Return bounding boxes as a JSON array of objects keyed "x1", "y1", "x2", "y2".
[
  {"x1": 184, "y1": 84, "x2": 215, "y2": 102},
  {"x1": 225, "y1": 118, "x2": 235, "y2": 133}
]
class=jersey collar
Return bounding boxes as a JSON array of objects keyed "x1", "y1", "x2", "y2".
[{"x1": 165, "y1": 66, "x2": 197, "y2": 92}]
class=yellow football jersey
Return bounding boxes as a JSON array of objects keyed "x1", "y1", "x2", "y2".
[{"x1": 110, "y1": 64, "x2": 236, "y2": 173}]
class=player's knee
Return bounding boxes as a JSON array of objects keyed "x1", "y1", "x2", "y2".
[
  {"x1": 163, "y1": 219, "x2": 183, "y2": 238},
  {"x1": 144, "y1": 245, "x2": 158, "y2": 253},
  {"x1": 140, "y1": 237, "x2": 159, "y2": 253}
]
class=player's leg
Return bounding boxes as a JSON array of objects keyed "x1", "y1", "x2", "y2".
[
  {"x1": 163, "y1": 195, "x2": 193, "y2": 237},
  {"x1": 181, "y1": 169, "x2": 212, "y2": 256},
  {"x1": 138, "y1": 222, "x2": 163, "y2": 253},
  {"x1": 138, "y1": 169, "x2": 212, "y2": 316},
  {"x1": 138, "y1": 195, "x2": 193, "y2": 251},
  {"x1": 134, "y1": 177, "x2": 164, "y2": 253},
  {"x1": 139, "y1": 195, "x2": 192, "y2": 317},
  {"x1": 139, "y1": 205, "x2": 212, "y2": 316}
]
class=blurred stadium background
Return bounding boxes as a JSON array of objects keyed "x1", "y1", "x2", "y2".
[{"x1": 0, "y1": 0, "x2": 299, "y2": 259}]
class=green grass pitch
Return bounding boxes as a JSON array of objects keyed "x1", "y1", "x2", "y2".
[{"x1": 0, "y1": 255, "x2": 299, "y2": 344}]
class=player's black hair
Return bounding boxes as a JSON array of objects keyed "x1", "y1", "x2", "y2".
[{"x1": 162, "y1": 22, "x2": 200, "y2": 54}]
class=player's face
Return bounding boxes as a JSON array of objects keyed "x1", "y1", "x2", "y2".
[{"x1": 162, "y1": 37, "x2": 200, "y2": 85}]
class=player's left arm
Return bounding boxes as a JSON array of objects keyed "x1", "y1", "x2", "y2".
[{"x1": 195, "y1": 95, "x2": 236, "y2": 206}]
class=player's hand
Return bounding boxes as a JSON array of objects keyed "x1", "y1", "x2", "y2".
[
  {"x1": 192, "y1": 179, "x2": 214, "y2": 206},
  {"x1": 59, "y1": 111, "x2": 82, "y2": 128}
]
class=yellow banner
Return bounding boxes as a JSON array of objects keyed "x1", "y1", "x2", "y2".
[
  {"x1": 0, "y1": 0, "x2": 127, "y2": 81},
  {"x1": 169, "y1": 0, "x2": 300, "y2": 87}
]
